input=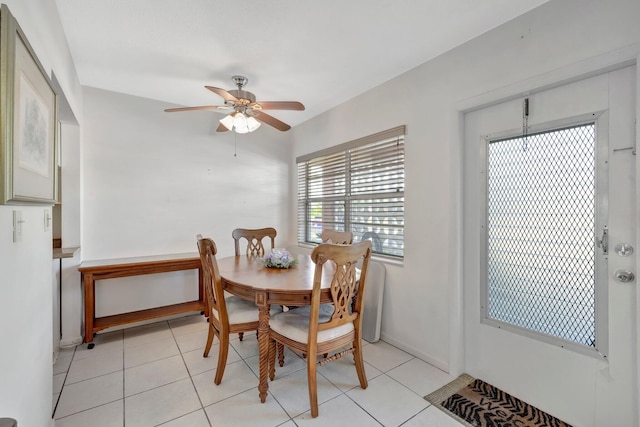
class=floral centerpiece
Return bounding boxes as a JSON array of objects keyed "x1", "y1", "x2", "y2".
[{"x1": 258, "y1": 248, "x2": 298, "y2": 269}]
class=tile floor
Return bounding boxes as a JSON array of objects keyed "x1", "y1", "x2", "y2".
[{"x1": 52, "y1": 314, "x2": 465, "y2": 427}]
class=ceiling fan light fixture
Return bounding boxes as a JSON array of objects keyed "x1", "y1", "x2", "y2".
[
  {"x1": 233, "y1": 112, "x2": 249, "y2": 134},
  {"x1": 246, "y1": 116, "x2": 261, "y2": 132},
  {"x1": 219, "y1": 111, "x2": 261, "y2": 134},
  {"x1": 219, "y1": 113, "x2": 234, "y2": 131}
]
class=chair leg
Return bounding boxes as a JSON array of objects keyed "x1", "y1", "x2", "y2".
[
  {"x1": 307, "y1": 355, "x2": 319, "y2": 418},
  {"x1": 268, "y1": 339, "x2": 277, "y2": 381},
  {"x1": 214, "y1": 333, "x2": 230, "y2": 385},
  {"x1": 278, "y1": 343, "x2": 285, "y2": 367},
  {"x1": 203, "y1": 323, "x2": 215, "y2": 357},
  {"x1": 353, "y1": 338, "x2": 368, "y2": 389}
]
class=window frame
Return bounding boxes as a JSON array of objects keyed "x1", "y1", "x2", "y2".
[{"x1": 296, "y1": 126, "x2": 406, "y2": 259}]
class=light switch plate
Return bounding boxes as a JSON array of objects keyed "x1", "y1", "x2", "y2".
[
  {"x1": 13, "y1": 210, "x2": 23, "y2": 242},
  {"x1": 44, "y1": 209, "x2": 51, "y2": 231}
]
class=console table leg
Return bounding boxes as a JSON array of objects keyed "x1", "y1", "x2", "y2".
[{"x1": 83, "y1": 273, "x2": 95, "y2": 344}]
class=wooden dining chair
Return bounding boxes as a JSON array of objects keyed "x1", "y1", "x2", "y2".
[
  {"x1": 196, "y1": 235, "x2": 264, "y2": 385},
  {"x1": 267, "y1": 241, "x2": 372, "y2": 418},
  {"x1": 321, "y1": 229, "x2": 353, "y2": 244},
  {"x1": 231, "y1": 227, "x2": 286, "y2": 362},
  {"x1": 232, "y1": 227, "x2": 277, "y2": 257},
  {"x1": 232, "y1": 227, "x2": 276, "y2": 343},
  {"x1": 316, "y1": 228, "x2": 354, "y2": 334}
]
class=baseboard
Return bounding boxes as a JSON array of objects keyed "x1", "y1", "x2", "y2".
[
  {"x1": 60, "y1": 336, "x2": 82, "y2": 348},
  {"x1": 380, "y1": 332, "x2": 449, "y2": 373}
]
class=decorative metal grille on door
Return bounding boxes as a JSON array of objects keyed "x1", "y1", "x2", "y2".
[{"x1": 486, "y1": 123, "x2": 597, "y2": 347}]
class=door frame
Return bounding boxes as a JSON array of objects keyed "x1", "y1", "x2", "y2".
[{"x1": 447, "y1": 47, "x2": 639, "y2": 419}]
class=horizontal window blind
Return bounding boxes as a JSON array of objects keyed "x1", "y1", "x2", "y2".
[{"x1": 297, "y1": 126, "x2": 405, "y2": 258}]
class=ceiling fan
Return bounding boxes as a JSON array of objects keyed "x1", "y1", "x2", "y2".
[{"x1": 164, "y1": 75, "x2": 305, "y2": 133}]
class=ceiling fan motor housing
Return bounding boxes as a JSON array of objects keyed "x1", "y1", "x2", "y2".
[{"x1": 228, "y1": 89, "x2": 256, "y2": 105}]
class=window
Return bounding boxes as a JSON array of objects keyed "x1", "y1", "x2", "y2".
[
  {"x1": 484, "y1": 123, "x2": 600, "y2": 349},
  {"x1": 297, "y1": 126, "x2": 405, "y2": 258}
]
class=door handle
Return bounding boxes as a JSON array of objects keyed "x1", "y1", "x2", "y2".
[{"x1": 596, "y1": 226, "x2": 608, "y2": 255}]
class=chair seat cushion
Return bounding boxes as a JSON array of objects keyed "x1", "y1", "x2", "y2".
[
  {"x1": 270, "y1": 306, "x2": 354, "y2": 344},
  {"x1": 224, "y1": 296, "x2": 259, "y2": 324}
]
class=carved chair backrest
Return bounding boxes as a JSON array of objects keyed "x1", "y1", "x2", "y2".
[
  {"x1": 196, "y1": 235, "x2": 229, "y2": 330},
  {"x1": 232, "y1": 227, "x2": 277, "y2": 257},
  {"x1": 309, "y1": 241, "x2": 372, "y2": 336},
  {"x1": 321, "y1": 229, "x2": 353, "y2": 245}
]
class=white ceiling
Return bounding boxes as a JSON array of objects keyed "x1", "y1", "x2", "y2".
[{"x1": 55, "y1": 0, "x2": 548, "y2": 129}]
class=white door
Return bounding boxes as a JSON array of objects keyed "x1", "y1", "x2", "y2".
[{"x1": 462, "y1": 65, "x2": 636, "y2": 427}]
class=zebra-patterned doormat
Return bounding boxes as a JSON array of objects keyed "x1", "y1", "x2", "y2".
[{"x1": 424, "y1": 374, "x2": 572, "y2": 427}]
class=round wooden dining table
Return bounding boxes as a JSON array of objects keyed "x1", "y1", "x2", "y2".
[{"x1": 217, "y1": 253, "x2": 335, "y2": 403}]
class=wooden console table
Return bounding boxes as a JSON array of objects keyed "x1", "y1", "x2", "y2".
[{"x1": 78, "y1": 253, "x2": 204, "y2": 345}]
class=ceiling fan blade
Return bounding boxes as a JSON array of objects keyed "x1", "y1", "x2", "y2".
[
  {"x1": 216, "y1": 122, "x2": 230, "y2": 132},
  {"x1": 164, "y1": 105, "x2": 229, "y2": 112},
  {"x1": 205, "y1": 86, "x2": 239, "y2": 102},
  {"x1": 255, "y1": 101, "x2": 305, "y2": 111},
  {"x1": 253, "y1": 111, "x2": 291, "y2": 131}
]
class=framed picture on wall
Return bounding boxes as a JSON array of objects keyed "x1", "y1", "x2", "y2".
[{"x1": 0, "y1": 4, "x2": 58, "y2": 205}]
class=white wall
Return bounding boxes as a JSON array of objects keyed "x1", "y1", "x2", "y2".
[
  {"x1": 0, "y1": 1, "x2": 82, "y2": 426},
  {"x1": 291, "y1": 0, "x2": 639, "y2": 424},
  {"x1": 59, "y1": 123, "x2": 83, "y2": 346},
  {"x1": 3, "y1": 1, "x2": 638, "y2": 426},
  {"x1": 79, "y1": 87, "x2": 293, "y2": 319}
]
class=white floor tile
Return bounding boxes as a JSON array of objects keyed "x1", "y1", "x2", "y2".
[
  {"x1": 123, "y1": 321, "x2": 173, "y2": 348},
  {"x1": 294, "y1": 394, "x2": 382, "y2": 426},
  {"x1": 53, "y1": 392, "x2": 60, "y2": 412},
  {"x1": 386, "y1": 358, "x2": 455, "y2": 396},
  {"x1": 53, "y1": 372, "x2": 66, "y2": 394},
  {"x1": 192, "y1": 359, "x2": 258, "y2": 406},
  {"x1": 66, "y1": 348, "x2": 123, "y2": 384},
  {"x1": 55, "y1": 371, "x2": 123, "y2": 419},
  {"x1": 401, "y1": 405, "x2": 466, "y2": 427},
  {"x1": 244, "y1": 348, "x2": 306, "y2": 379},
  {"x1": 124, "y1": 337, "x2": 180, "y2": 368},
  {"x1": 362, "y1": 341, "x2": 414, "y2": 372},
  {"x1": 53, "y1": 354, "x2": 73, "y2": 375},
  {"x1": 168, "y1": 314, "x2": 209, "y2": 337},
  {"x1": 157, "y1": 409, "x2": 210, "y2": 426},
  {"x1": 174, "y1": 329, "x2": 209, "y2": 353},
  {"x1": 229, "y1": 332, "x2": 260, "y2": 359},
  {"x1": 125, "y1": 355, "x2": 189, "y2": 396},
  {"x1": 182, "y1": 342, "x2": 241, "y2": 376},
  {"x1": 317, "y1": 357, "x2": 383, "y2": 392},
  {"x1": 125, "y1": 378, "x2": 201, "y2": 427},
  {"x1": 73, "y1": 331, "x2": 123, "y2": 361},
  {"x1": 347, "y1": 374, "x2": 429, "y2": 427},
  {"x1": 58, "y1": 345, "x2": 76, "y2": 358},
  {"x1": 204, "y1": 387, "x2": 290, "y2": 427},
  {"x1": 55, "y1": 400, "x2": 124, "y2": 427},
  {"x1": 267, "y1": 369, "x2": 342, "y2": 418},
  {"x1": 53, "y1": 316, "x2": 438, "y2": 427}
]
